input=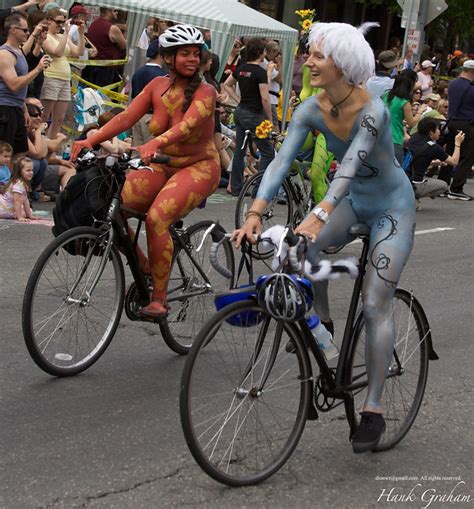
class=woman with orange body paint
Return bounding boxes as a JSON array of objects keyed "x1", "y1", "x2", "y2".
[{"x1": 72, "y1": 25, "x2": 220, "y2": 318}]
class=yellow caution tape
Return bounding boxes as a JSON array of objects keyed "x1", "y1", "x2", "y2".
[
  {"x1": 434, "y1": 74, "x2": 454, "y2": 81},
  {"x1": 67, "y1": 58, "x2": 128, "y2": 66},
  {"x1": 71, "y1": 73, "x2": 128, "y2": 104}
]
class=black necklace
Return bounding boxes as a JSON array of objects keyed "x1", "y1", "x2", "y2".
[{"x1": 328, "y1": 86, "x2": 355, "y2": 117}]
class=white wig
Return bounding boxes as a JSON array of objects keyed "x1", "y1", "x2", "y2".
[{"x1": 308, "y1": 22, "x2": 379, "y2": 86}]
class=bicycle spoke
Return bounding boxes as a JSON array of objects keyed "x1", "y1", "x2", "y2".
[
  {"x1": 348, "y1": 290, "x2": 429, "y2": 451},
  {"x1": 24, "y1": 228, "x2": 124, "y2": 375}
]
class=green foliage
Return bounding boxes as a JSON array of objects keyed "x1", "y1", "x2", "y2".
[
  {"x1": 440, "y1": 0, "x2": 474, "y2": 37},
  {"x1": 427, "y1": 0, "x2": 474, "y2": 51}
]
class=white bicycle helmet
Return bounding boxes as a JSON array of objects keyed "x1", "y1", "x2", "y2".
[{"x1": 159, "y1": 24, "x2": 204, "y2": 49}]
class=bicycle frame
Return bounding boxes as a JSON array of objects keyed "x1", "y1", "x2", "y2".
[
  {"x1": 102, "y1": 178, "x2": 217, "y2": 306},
  {"x1": 244, "y1": 128, "x2": 313, "y2": 221},
  {"x1": 241, "y1": 234, "x2": 372, "y2": 435}
]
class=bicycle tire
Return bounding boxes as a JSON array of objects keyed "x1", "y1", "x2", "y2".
[
  {"x1": 160, "y1": 220, "x2": 235, "y2": 355},
  {"x1": 346, "y1": 289, "x2": 430, "y2": 450},
  {"x1": 180, "y1": 300, "x2": 311, "y2": 486},
  {"x1": 234, "y1": 172, "x2": 293, "y2": 260},
  {"x1": 22, "y1": 226, "x2": 125, "y2": 377}
]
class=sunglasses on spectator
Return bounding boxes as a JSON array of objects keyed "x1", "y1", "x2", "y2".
[
  {"x1": 29, "y1": 112, "x2": 42, "y2": 118},
  {"x1": 52, "y1": 19, "x2": 65, "y2": 25},
  {"x1": 13, "y1": 26, "x2": 30, "y2": 33}
]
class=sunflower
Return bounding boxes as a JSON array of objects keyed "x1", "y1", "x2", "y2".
[
  {"x1": 255, "y1": 119, "x2": 273, "y2": 139},
  {"x1": 302, "y1": 19, "x2": 312, "y2": 31}
]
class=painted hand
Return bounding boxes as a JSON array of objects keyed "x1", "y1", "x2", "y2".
[{"x1": 71, "y1": 139, "x2": 93, "y2": 161}]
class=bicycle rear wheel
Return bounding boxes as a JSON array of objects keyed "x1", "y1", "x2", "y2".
[
  {"x1": 235, "y1": 172, "x2": 293, "y2": 259},
  {"x1": 346, "y1": 289, "x2": 430, "y2": 450},
  {"x1": 180, "y1": 300, "x2": 311, "y2": 486},
  {"x1": 160, "y1": 221, "x2": 235, "y2": 355},
  {"x1": 22, "y1": 226, "x2": 125, "y2": 376}
]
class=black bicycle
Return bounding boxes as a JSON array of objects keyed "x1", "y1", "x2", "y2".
[
  {"x1": 22, "y1": 152, "x2": 235, "y2": 377},
  {"x1": 234, "y1": 129, "x2": 313, "y2": 259},
  {"x1": 234, "y1": 129, "x2": 343, "y2": 259},
  {"x1": 180, "y1": 225, "x2": 437, "y2": 486}
]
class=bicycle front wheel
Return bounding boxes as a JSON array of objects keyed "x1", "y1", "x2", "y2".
[
  {"x1": 235, "y1": 172, "x2": 293, "y2": 259},
  {"x1": 22, "y1": 226, "x2": 125, "y2": 376},
  {"x1": 180, "y1": 300, "x2": 311, "y2": 486},
  {"x1": 347, "y1": 289, "x2": 430, "y2": 450},
  {"x1": 160, "y1": 221, "x2": 235, "y2": 355}
]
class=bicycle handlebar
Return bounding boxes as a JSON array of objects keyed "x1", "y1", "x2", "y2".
[
  {"x1": 259, "y1": 225, "x2": 358, "y2": 280},
  {"x1": 196, "y1": 223, "x2": 359, "y2": 284},
  {"x1": 197, "y1": 223, "x2": 234, "y2": 280},
  {"x1": 76, "y1": 150, "x2": 171, "y2": 171}
]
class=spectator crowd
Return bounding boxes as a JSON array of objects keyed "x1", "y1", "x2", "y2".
[{"x1": 0, "y1": 0, "x2": 473, "y2": 220}]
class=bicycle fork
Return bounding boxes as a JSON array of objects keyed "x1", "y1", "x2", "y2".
[
  {"x1": 65, "y1": 227, "x2": 115, "y2": 306},
  {"x1": 234, "y1": 317, "x2": 275, "y2": 399}
]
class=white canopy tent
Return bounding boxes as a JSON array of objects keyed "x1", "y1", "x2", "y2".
[{"x1": 58, "y1": 0, "x2": 298, "y2": 127}]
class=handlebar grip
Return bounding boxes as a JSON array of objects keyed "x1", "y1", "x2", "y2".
[
  {"x1": 150, "y1": 155, "x2": 171, "y2": 164},
  {"x1": 329, "y1": 266, "x2": 350, "y2": 273},
  {"x1": 210, "y1": 223, "x2": 227, "y2": 243},
  {"x1": 209, "y1": 239, "x2": 233, "y2": 280},
  {"x1": 285, "y1": 229, "x2": 300, "y2": 247}
]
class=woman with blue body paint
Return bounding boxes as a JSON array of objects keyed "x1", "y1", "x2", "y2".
[{"x1": 233, "y1": 22, "x2": 416, "y2": 453}]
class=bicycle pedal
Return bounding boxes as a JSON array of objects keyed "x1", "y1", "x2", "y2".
[{"x1": 138, "y1": 314, "x2": 167, "y2": 323}]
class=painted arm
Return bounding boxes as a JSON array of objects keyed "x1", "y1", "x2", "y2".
[
  {"x1": 80, "y1": 84, "x2": 154, "y2": 145},
  {"x1": 137, "y1": 85, "x2": 217, "y2": 161},
  {"x1": 256, "y1": 100, "x2": 314, "y2": 201}
]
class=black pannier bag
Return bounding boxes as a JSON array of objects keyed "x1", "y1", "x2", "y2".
[{"x1": 52, "y1": 163, "x2": 118, "y2": 255}]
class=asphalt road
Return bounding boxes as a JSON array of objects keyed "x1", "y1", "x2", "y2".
[{"x1": 1, "y1": 184, "x2": 473, "y2": 509}]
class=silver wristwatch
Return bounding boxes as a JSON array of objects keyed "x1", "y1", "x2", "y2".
[{"x1": 312, "y1": 207, "x2": 329, "y2": 224}]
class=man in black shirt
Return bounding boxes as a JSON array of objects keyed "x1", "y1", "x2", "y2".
[
  {"x1": 223, "y1": 37, "x2": 273, "y2": 196},
  {"x1": 445, "y1": 60, "x2": 474, "y2": 200},
  {"x1": 408, "y1": 117, "x2": 465, "y2": 208}
]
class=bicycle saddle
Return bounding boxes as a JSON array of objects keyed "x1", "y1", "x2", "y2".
[{"x1": 349, "y1": 223, "x2": 370, "y2": 237}]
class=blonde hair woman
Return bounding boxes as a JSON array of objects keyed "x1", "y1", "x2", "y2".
[{"x1": 41, "y1": 9, "x2": 84, "y2": 139}]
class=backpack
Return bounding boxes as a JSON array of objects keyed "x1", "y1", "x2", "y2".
[
  {"x1": 52, "y1": 164, "x2": 118, "y2": 253},
  {"x1": 74, "y1": 87, "x2": 105, "y2": 133}
]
